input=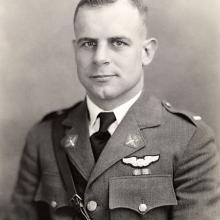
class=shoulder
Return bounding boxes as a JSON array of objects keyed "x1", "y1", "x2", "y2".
[
  {"x1": 160, "y1": 100, "x2": 218, "y2": 170},
  {"x1": 28, "y1": 101, "x2": 83, "y2": 138},
  {"x1": 161, "y1": 100, "x2": 215, "y2": 141},
  {"x1": 161, "y1": 100, "x2": 203, "y2": 127},
  {"x1": 41, "y1": 101, "x2": 82, "y2": 122}
]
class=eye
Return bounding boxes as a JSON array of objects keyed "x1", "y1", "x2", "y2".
[
  {"x1": 111, "y1": 39, "x2": 128, "y2": 48},
  {"x1": 81, "y1": 41, "x2": 97, "y2": 48}
]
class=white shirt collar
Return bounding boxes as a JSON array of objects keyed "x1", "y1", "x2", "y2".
[{"x1": 86, "y1": 91, "x2": 142, "y2": 135}]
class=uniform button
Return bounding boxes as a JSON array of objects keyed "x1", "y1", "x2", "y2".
[
  {"x1": 87, "y1": 200, "x2": 97, "y2": 212},
  {"x1": 139, "y1": 203, "x2": 147, "y2": 213},
  {"x1": 50, "y1": 201, "x2": 57, "y2": 208}
]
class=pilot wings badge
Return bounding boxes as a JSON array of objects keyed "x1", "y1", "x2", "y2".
[{"x1": 122, "y1": 155, "x2": 160, "y2": 168}]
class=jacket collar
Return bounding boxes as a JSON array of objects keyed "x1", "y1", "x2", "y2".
[
  {"x1": 128, "y1": 92, "x2": 162, "y2": 128},
  {"x1": 61, "y1": 100, "x2": 95, "y2": 180},
  {"x1": 62, "y1": 93, "x2": 162, "y2": 129},
  {"x1": 62, "y1": 99, "x2": 88, "y2": 128},
  {"x1": 60, "y1": 93, "x2": 162, "y2": 183}
]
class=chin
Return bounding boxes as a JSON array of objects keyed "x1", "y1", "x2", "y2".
[
  {"x1": 95, "y1": 93, "x2": 114, "y2": 101},
  {"x1": 91, "y1": 87, "x2": 113, "y2": 99}
]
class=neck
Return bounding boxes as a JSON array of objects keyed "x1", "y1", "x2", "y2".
[{"x1": 88, "y1": 89, "x2": 143, "y2": 111}]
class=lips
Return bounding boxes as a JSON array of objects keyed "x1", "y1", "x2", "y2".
[
  {"x1": 90, "y1": 74, "x2": 117, "y2": 82},
  {"x1": 91, "y1": 74, "x2": 115, "y2": 78}
]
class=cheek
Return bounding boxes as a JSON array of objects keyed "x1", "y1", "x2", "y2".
[
  {"x1": 117, "y1": 48, "x2": 142, "y2": 66},
  {"x1": 76, "y1": 51, "x2": 93, "y2": 69},
  {"x1": 116, "y1": 53, "x2": 142, "y2": 76}
]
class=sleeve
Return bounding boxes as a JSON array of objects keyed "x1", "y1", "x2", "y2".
[
  {"x1": 172, "y1": 123, "x2": 220, "y2": 220},
  {"x1": 5, "y1": 127, "x2": 40, "y2": 220}
]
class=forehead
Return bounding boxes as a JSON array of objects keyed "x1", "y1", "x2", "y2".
[{"x1": 74, "y1": 0, "x2": 145, "y2": 38}]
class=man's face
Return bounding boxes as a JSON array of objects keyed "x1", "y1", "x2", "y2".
[{"x1": 74, "y1": 0, "x2": 155, "y2": 108}]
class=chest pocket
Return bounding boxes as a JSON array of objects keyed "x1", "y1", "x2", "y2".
[
  {"x1": 34, "y1": 172, "x2": 69, "y2": 209},
  {"x1": 109, "y1": 175, "x2": 177, "y2": 220}
]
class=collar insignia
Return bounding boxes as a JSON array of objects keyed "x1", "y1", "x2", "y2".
[
  {"x1": 125, "y1": 134, "x2": 142, "y2": 148},
  {"x1": 61, "y1": 134, "x2": 78, "y2": 148},
  {"x1": 122, "y1": 155, "x2": 160, "y2": 168}
]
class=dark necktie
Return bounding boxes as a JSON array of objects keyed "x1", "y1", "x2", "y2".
[{"x1": 90, "y1": 112, "x2": 116, "y2": 161}]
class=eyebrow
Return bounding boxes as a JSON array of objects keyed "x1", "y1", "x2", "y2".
[
  {"x1": 110, "y1": 37, "x2": 132, "y2": 44},
  {"x1": 76, "y1": 38, "x2": 97, "y2": 44},
  {"x1": 76, "y1": 36, "x2": 132, "y2": 44}
]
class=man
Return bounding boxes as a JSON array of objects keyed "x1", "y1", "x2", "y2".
[{"x1": 6, "y1": 0, "x2": 220, "y2": 219}]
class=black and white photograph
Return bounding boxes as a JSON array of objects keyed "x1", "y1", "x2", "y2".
[{"x1": 0, "y1": 0, "x2": 220, "y2": 219}]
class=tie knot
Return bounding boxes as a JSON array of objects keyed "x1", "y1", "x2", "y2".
[{"x1": 98, "y1": 112, "x2": 116, "y2": 132}]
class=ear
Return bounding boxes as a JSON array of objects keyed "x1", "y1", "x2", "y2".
[{"x1": 142, "y1": 38, "x2": 158, "y2": 66}]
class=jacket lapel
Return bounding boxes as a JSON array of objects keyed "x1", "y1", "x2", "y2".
[
  {"x1": 88, "y1": 94, "x2": 163, "y2": 186},
  {"x1": 62, "y1": 101, "x2": 95, "y2": 180}
]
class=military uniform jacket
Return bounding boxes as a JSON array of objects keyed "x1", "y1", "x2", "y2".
[{"x1": 7, "y1": 94, "x2": 220, "y2": 220}]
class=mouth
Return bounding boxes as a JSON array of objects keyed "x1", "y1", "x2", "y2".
[{"x1": 90, "y1": 74, "x2": 117, "y2": 82}]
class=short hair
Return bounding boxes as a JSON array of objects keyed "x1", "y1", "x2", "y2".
[{"x1": 73, "y1": 0, "x2": 148, "y2": 27}]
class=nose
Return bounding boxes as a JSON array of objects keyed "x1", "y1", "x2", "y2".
[{"x1": 93, "y1": 42, "x2": 110, "y2": 65}]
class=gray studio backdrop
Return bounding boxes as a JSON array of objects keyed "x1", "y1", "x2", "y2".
[{"x1": 0, "y1": 0, "x2": 220, "y2": 212}]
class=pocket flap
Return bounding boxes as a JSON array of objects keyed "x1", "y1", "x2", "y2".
[{"x1": 109, "y1": 175, "x2": 177, "y2": 215}]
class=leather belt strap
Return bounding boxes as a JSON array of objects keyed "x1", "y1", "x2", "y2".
[{"x1": 52, "y1": 116, "x2": 91, "y2": 220}]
